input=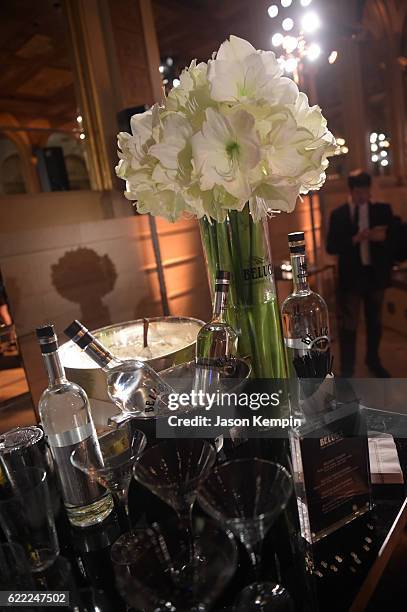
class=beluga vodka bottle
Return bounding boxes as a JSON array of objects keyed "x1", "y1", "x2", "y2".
[
  {"x1": 37, "y1": 324, "x2": 113, "y2": 528},
  {"x1": 282, "y1": 233, "x2": 331, "y2": 378}
]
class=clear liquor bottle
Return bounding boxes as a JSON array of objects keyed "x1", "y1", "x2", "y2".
[
  {"x1": 196, "y1": 270, "x2": 238, "y2": 368},
  {"x1": 194, "y1": 271, "x2": 238, "y2": 398},
  {"x1": 36, "y1": 325, "x2": 113, "y2": 528},
  {"x1": 64, "y1": 320, "x2": 175, "y2": 417},
  {"x1": 281, "y1": 233, "x2": 331, "y2": 378}
]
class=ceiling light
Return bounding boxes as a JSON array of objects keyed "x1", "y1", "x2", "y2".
[
  {"x1": 380, "y1": 150, "x2": 387, "y2": 157},
  {"x1": 336, "y1": 137, "x2": 345, "y2": 146},
  {"x1": 268, "y1": 5, "x2": 279, "y2": 18},
  {"x1": 159, "y1": 65, "x2": 164, "y2": 74},
  {"x1": 300, "y1": 0, "x2": 312, "y2": 6},
  {"x1": 370, "y1": 143, "x2": 378, "y2": 152},
  {"x1": 371, "y1": 154, "x2": 379, "y2": 162},
  {"x1": 172, "y1": 78, "x2": 180, "y2": 88},
  {"x1": 382, "y1": 140, "x2": 390, "y2": 147},
  {"x1": 381, "y1": 159, "x2": 389, "y2": 167},
  {"x1": 282, "y1": 17, "x2": 294, "y2": 31},
  {"x1": 306, "y1": 43, "x2": 321, "y2": 61},
  {"x1": 281, "y1": 0, "x2": 292, "y2": 7},
  {"x1": 341, "y1": 146, "x2": 349, "y2": 154},
  {"x1": 166, "y1": 57, "x2": 173, "y2": 66},
  {"x1": 272, "y1": 32, "x2": 284, "y2": 47},
  {"x1": 283, "y1": 36, "x2": 298, "y2": 53},
  {"x1": 76, "y1": 115, "x2": 82, "y2": 123},
  {"x1": 378, "y1": 133, "x2": 385, "y2": 141},
  {"x1": 284, "y1": 57, "x2": 298, "y2": 73},
  {"x1": 79, "y1": 133, "x2": 86, "y2": 140},
  {"x1": 328, "y1": 50, "x2": 338, "y2": 64},
  {"x1": 302, "y1": 12, "x2": 321, "y2": 33},
  {"x1": 370, "y1": 132, "x2": 378, "y2": 143}
]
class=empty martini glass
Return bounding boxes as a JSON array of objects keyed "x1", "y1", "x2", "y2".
[
  {"x1": 111, "y1": 516, "x2": 238, "y2": 611},
  {"x1": 133, "y1": 439, "x2": 216, "y2": 558},
  {"x1": 71, "y1": 422, "x2": 146, "y2": 529},
  {"x1": 198, "y1": 458, "x2": 293, "y2": 606}
]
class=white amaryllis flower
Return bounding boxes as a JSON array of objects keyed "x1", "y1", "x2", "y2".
[
  {"x1": 192, "y1": 108, "x2": 260, "y2": 201},
  {"x1": 166, "y1": 60, "x2": 213, "y2": 131},
  {"x1": 116, "y1": 105, "x2": 159, "y2": 182},
  {"x1": 149, "y1": 113, "x2": 193, "y2": 185},
  {"x1": 208, "y1": 35, "x2": 298, "y2": 106}
]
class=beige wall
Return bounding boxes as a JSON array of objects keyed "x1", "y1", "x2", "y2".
[{"x1": 0, "y1": 190, "x2": 212, "y2": 408}]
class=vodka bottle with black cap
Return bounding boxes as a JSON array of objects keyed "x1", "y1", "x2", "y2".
[
  {"x1": 281, "y1": 233, "x2": 331, "y2": 377},
  {"x1": 64, "y1": 320, "x2": 176, "y2": 417},
  {"x1": 36, "y1": 325, "x2": 113, "y2": 527},
  {"x1": 195, "y1": 270, "x2": 238, "y2": 370}
]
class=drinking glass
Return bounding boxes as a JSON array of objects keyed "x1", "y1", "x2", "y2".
[
  {"x1": 111, "y1": 516, "x2": 238, "y2": 611},
  {"x1": 198, "y1": 459, "x2": 293, "y2": 580},
  {"x1": 0, "y1": 426, "x2": 45, "y2": 475},
  {"x1": 0, "y1": 426, "x2": 61, "y2": 516},
  {"x1": 71, "y1": 422, "x2": 146, "y2": 529},
  {"x1": 0, "y1": 467, "x2": 59, "y2": 572},
  {"x1": 133, "y1": 439, "x2": 216, "y2": 550}
]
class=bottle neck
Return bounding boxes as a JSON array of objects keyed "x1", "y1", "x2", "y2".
[
  {"x1": 43, "y1": 351, "x2": 66, "y2": 386},
  {"x1": 83, "y1": 339, "x2": 122, "y2": 371},
  {"x1": 213, "y1": 286, "x2": 228, "y2": 320},
  {"x1": 290, "y1": 252, "x2": 310, "y2": 294}
]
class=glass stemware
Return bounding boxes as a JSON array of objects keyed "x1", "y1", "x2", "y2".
[
  {"x1": 198, "y1": 458, "x2": 293, "y2": 580},
  {"x1": 133, "y1": 439, "x2": 216, "y2": 554},
  {"x1": 111, "y1": 516, "x2": 238, "y2": 611},
  {"x1": 234, "y1": 582, "x2": 295, "y2": 611},
  {"x1": 71, "y1": 422, "x2": 146, "y2": 528}
]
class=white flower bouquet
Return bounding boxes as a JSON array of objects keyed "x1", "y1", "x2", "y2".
[
  {"x1": 116, "y1": 36, "x2": 336, "y2": 378},
  {"x1": 116, "y1": 35, "x2": 336, "y2": 223}
]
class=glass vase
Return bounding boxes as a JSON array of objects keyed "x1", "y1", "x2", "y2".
[{"x1": 199, "y1": 204, "x2": 287, "y2": 378}]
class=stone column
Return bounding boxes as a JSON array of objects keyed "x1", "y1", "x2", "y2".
[
  {"x1": 341, "y1": 40, "x2": 368, "y2": 170},
  {"x1": 64, "y1": 0, "x2": 162, "y2": 195}
]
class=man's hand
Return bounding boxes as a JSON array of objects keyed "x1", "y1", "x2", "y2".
[
  {"x1": 352, "y1": 229, "x2": 370, "y2": 245},
  {"x1": 368, "y1": 225, "x2": 387, "y2": 242}
]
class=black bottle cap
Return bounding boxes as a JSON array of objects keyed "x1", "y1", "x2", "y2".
[
  {"x1": 288, "y1": 232, "x2": 305, "y2": 254},
  {"x1": 36, "y1": 324, "x2": 58, "y2": 353},
  {"x1": 36, "y1": 324, "x2": 55, "y2": 339},
  {"x1": 215, "y1": 270, "x2": 230, "y2": 281},
  {"x1": 64, "y1": 320, "x2": 86, "y2": 340},
  {"x1": 64, "y1": 320, "x2": 94, "y2": 350},
  {"x1": 288, "y1": 232, "x2": 305, "y2": 242}
]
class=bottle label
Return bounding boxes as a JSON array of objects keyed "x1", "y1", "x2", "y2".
[
  {"x1": 196, "y1": 356, "x2": 235, "y2": 368},
  {"x1": 242, "y1": 257, "x2": 273, "y2": 284},
  {"x1": 47, "y1": 422, "x2": 95, "y2": 448},
  {"x1": 295, "y1": 260, "x2": 308, "y2": 280},
  {"x1": 285, "y1": 329, "x2": 330, "y2": 353}
]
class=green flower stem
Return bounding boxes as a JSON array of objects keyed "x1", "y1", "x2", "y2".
[{"x1": 199, "y1": 204, "x2": 287, "y2": 378}]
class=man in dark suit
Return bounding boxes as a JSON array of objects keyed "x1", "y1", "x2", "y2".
[{"x1": 326, "y1": 171, "x2": 394, "y2": 377}]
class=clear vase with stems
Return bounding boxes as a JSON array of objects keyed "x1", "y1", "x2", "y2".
[{"x1": 199, "y1": 204, "x2": 287, "y2": 379}]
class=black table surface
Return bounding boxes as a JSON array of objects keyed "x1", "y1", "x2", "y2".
[{"x1": 48, "y1": 407, "x2": 407, "y2": 612}]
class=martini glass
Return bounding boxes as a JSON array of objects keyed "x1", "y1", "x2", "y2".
[
  {"x1": 133, "y1": 439, "x2": 216, "y2": 557},
  {"x1": 111, "y1": 516, "x2": 238, "y2": 611},
  {"x1": 198, "y1": 458, "x2": 293, "y2": 598},
  {"x1": 71, "y1": 422, "x2": 146, "y2": 529}
]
